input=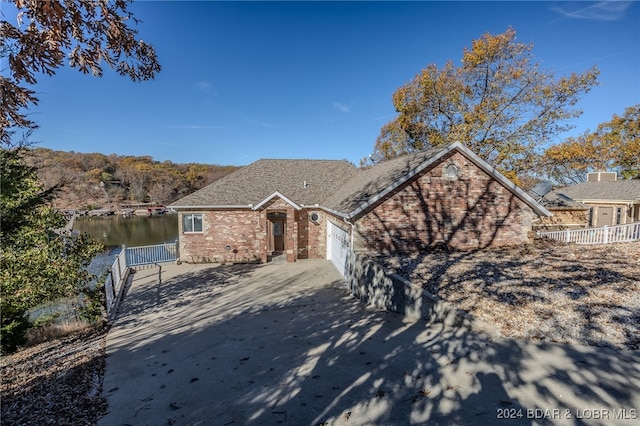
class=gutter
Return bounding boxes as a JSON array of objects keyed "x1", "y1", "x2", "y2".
[
  {"x1": 169, "y1": 205, "x2": 254, "y2": 210},
  {"x1": 571, "y1": 199, "x2": 640, "y2": 204},
  {"x1": 319, "y1": 205, "x2": 350, "y2": 220}
]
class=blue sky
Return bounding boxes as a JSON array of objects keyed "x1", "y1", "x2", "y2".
[{"x1": 6, "y1": 1, "x2": 640, "y2": 166}]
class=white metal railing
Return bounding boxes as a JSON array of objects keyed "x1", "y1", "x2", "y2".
[
  {"x1": 537, "y1": 222, "x2": 640, "y2": 245},
  {"x1": 126, "y1": 242, "x2": 178, "y2": 267},
  {"x1": 104, "y1": 249, "x2": 129, "y2": 318},
  {"x1": 104, "y1": 241, "x2": 178, "y2": 318}
]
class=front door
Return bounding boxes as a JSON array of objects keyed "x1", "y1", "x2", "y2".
[
  {"x1": 272, "y1": 219, "x2": 285, "y2": 252},
  {"x1": 596, "y1": 207, "x2": 614, "y2": 227}
]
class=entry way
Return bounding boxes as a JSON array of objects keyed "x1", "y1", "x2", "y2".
[
  {"x1": 327, "y1": 221, "x2": 350, "y2": 279},
  {"x1": 267, "y1": 212, "x2": 286, "y2": 253}
]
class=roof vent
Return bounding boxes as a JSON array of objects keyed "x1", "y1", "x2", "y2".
[
  {"x1": 303, "y1": 180, "x2": 309, "y2": 189},
  {"x1": 587, "y1": 172, "x2": 617, "y2": 182}
]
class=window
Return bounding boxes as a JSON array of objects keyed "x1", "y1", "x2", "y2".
[
  {"x1": 444, "y1": 163, "x2": 459, "y2": 180},
  {"x1": 183, "y1": 213, "x2": 203, "y2": 233},
  {"x1": 616, "y1": 207, "x2": 622, "y2": 225}
]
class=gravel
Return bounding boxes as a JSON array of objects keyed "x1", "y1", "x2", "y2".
[{"x1": 375, "y1": 240, "x2": 640, "y2": 351}]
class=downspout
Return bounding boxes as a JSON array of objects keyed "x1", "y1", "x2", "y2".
[{"x1": 344, "y1": 216, "x2": 355, "y2": 294}]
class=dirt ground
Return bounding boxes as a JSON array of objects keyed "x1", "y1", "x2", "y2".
[
  {"x1": 377, "y1": 240, "x2": 640, "y2": 351},
  {"x1": 0, "y1": 327, "x2": 108, "y2": 425}
]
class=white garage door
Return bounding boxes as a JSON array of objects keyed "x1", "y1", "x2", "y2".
[{"x1": 327, "y1": 221, "x2": 350, "y2": 279}]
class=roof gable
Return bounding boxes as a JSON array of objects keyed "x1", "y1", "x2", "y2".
[
  {"x1": 252, "y1": 191, "x2": 302, "y2": 210},
  {"x1": 322, "y1": 142, "x2": 551, "y2": 218},
  {"x1": 171, "y1": 143, "x2": 550, "y2": 218}
]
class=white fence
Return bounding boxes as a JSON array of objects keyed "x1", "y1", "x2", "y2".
[
  {"x1": 104, "y1": 249, "x2": 129, "y2": 318},
  {"x1": 537, "y1": 222, "x2": 640, "y2": 245},
  {"x1": 104, "y1": 241, "x2": 178, "y2": 318}
]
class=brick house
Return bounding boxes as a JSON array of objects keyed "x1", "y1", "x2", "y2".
[{"x1": 170, "y1": 142, "x2": 550, "y2": 276}]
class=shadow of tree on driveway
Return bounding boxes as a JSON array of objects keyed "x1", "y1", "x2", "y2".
[{"x1": 100, "y1": 261, "x2": 640, "y2": 426}]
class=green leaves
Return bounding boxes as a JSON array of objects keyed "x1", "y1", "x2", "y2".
[
  {"x1": 1, "y1": 148, "x2": 103, "y2": 352},
  {"x1": 1, "y1": 0, "x2": 159, "y2": 350}
]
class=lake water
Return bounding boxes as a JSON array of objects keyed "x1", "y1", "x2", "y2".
[
  {"x1": 29, "y1": 215, "x2": 180, "y2": 322},
  {"x1": 75, "y1": 214, "x2": 180, "y2": 277},
  {"x1": 74, "y1": 214, "x2": 179, "y2": 248}
]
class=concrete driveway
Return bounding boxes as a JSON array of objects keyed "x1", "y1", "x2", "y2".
[{"x1": 100, "y1": 260, "x2": 640, "y2": 426}]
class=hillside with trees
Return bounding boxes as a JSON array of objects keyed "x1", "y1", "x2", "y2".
[{"x1": 23, "y1": 148, "x2": 239, "y2": 210}]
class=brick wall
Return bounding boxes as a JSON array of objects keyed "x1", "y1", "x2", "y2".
[
  {"x1": 178, "y1": 209, "x2": 264, "y2": 263},
  {"x1": 261, "y1": 198, "x2": 298, "y2": 262},
  {"x1": 296, "y1": 210, "x2": 326, "y2": 259},
  {"x1": 178, "y1": 199, "x2": 331, "y2": 263},
  {"x1": 354, "y1": 151, "x2": 534, "y2": 252}
]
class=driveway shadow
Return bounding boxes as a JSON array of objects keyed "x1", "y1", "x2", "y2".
[{"x1": 100, "y1": 261, "x2": 640, "y2": 426}]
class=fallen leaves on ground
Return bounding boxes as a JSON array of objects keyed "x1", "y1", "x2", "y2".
[
  {"x1": 0, "y1": 327, "x2": 108, "y2": 425},
  {"x1": 3, "y1": 241, "x2": 637, "y2": 425},
  {"x1": 376, "y1": 240, "x2": 640, "y2": 351}
]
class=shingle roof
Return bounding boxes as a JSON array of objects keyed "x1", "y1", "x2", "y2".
[
  {"x1": 540, "y1": 192, "x2": 590, "y2": 210},
  {"x1": 171, "y1": 142, "x2": 551, "y2": 217},
  {"x1": 322, "y1": 144, "x2": 453, "y2": 214},
  {"x1": 170, "y1": 159, "x2": 358, "y2": 208},
  {"x1": 553, "y1": 180, "x2": 640, "y2": 202},
  {"x1": 323, "y1": 142, "x2": 550, "y2": 217}
]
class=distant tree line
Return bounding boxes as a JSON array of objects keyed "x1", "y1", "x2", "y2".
[{"x1": 25, "y1": 148, "x2": 239, "y2": 209}]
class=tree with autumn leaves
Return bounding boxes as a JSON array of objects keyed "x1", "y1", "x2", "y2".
[
  {"x1": 1, "y1": 0, "x2": 161, "y2": 145},
  {"x1": 1, "y1": 0, "x2": 160, "y2": 352},
  {"x1": 365, "y1": 28, "x2": 602, "y2": 184},
  {"x1": 541, "y1": 105, "x2": 640, "y2": 183}
]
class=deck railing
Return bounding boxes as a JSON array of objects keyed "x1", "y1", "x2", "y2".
[
  {"x1": 104, "y1": 241, "x2": 178, "y2": 318},
  {"x1": 104, "y1": 249, "x2": 129, "y2": 318},
  {"x1": 536, "y1": 222, "x2": 640, "y2": 245},
  {"x1": 125, "y1": 242, "x2": 178, "y2": 267}
]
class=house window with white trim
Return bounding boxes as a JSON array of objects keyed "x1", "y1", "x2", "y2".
[{"x1": 183, "y1": 213, "x2": 203, "y2": 233}]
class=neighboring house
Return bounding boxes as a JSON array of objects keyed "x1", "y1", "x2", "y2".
[
  {"x1": 534, "y1": 192, "x2": 590, "y2": 231},
  {"x1": 170, "y1": 142, "x2": 551, "y2": 276},
  {"x1": 545, "y1": 173, "x2": 640, "y2": 229}
]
